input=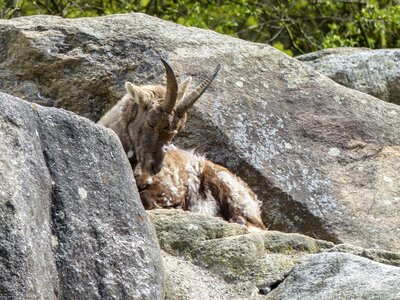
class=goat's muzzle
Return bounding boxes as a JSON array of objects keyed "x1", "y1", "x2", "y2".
[
  {"x1": 150, "y1": 161, "x2": 163, "y2": 176},
  {"x1": 141, "y1": 156, "x2": 164, "y2": 176}
]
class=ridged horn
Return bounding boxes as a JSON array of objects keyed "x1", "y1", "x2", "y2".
[
  {"x1": 176, "y1": 64, "x2": 221, "y2": 117},
  {"x1": 161, "y1": 58, "x2": 178, "y2": 114}
]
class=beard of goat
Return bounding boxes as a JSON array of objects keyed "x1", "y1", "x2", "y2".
[{"x1": 98, "y1": 59, "x2": 265, "y2": 229}]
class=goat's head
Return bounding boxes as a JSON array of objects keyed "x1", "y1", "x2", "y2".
[{"x1": 126, "y1": 59, "x2": 220, "y2": 175}]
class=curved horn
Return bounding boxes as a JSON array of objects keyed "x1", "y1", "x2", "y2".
[
  {"x1": 161, "y1": 58, "x2": 178, "y2": 114},
  {"x1": 176, "y1": 64, "x2": 221, "y2": 117}
]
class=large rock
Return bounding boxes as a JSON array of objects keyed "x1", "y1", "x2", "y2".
[
  {"x1": 297, "y1": 48, "x2": 400, "y2": 105},
  {"x1": 0, "y1": 14, "x2": 399, "y2": 251},
  {"x1": 0, "y1": 93, "x2": 164, "y2": 299},
  {"x1": 149, "y1": 209, "x2": 400, "y2": 299},
  {"x1": 266, "y1": 252, "x2": 400, "y2": 300}
]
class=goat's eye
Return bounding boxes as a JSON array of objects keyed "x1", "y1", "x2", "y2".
[{"x1": 147, "y1": 120, "x2": 155, "y2": 128}]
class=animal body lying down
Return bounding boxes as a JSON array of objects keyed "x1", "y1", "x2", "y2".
[{"x1": 136, "y1": 145, "x2": 266, "y2": 229}]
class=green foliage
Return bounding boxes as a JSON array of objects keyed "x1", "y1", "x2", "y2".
[{"x1": 1, "y1": 0, "x2": 399, "y2": 55}]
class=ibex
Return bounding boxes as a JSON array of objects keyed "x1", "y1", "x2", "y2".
[
  {"x1": 99, "y1": 59, "x2": 265, "y2": 229},
  {"x1": 135, "y1": 146, "x2": 266, "y2": 229},
  {"x1": 98, "y1": 58, "x2": 220, "y2": 175}
]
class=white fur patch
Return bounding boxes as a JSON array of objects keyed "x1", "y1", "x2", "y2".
[
  {"x1": 217, "y1": 170, "x2": 261, "y2": 218},
  {"x1": 163, "y1": 175, "x2": 180, "y2": 197},
  {"x1": 144, "y1": 176, "x2": 153, "y2": 185},
  {"x1": 190, "y1": 190, "x2": 219, "y2": 216},
  {"x1": 182, "y1": 151, "x2": 223, "y2": 216},
  {"x1": 185, "y1": 151, "x2": 205, "y2": 204}
]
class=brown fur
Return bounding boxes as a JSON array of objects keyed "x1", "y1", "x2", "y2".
[{"x1": 136, "y1": 146, "x2": 266, "y2": 229}]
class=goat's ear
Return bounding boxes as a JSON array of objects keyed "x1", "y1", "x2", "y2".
[
  {"x1": 177, "y1": 77, "x2": 192, "y2": 102},
  {"x1": 177, "y1": 113, "x2": 187, "y2": 132},
  {"x1": 125, "y1": 82, "x2": 148, "y2": 107}
]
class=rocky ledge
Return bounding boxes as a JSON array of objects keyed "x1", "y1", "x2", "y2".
[{"x1": 149, "y1": 209, "x2": 400, "y2": 300}]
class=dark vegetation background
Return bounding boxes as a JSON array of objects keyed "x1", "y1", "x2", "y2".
[{"x1": 0, "y1": 0, "x2": 399, "y2": 56}]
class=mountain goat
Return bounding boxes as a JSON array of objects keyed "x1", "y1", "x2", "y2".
[{"x1": 99, "y1": 59, "x2": 265, "y2": 229}]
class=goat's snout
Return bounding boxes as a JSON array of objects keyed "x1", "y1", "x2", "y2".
[
  {"x1": 150, "y1": 161, "x2": 163, "y2": 175},
  {"x1": 141, "y1": 152, "x2": 164, "y2": 175}
]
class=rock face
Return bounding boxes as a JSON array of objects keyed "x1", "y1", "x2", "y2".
[
  {"x1": 297, "y1": 48, "x2": 400, "y2": 105},
  {"x1": 149, "y1": 209, "x2": 400, "y2": 300},
  {"x1": 0, "y1": 14, "x2": 399, "y2": 251},
  {"x1": 0, "y1": 93, "x2": 164, "y2": 299},
  {"x1": 266, "y1": 252, "x2": 400, "y2": 300}
]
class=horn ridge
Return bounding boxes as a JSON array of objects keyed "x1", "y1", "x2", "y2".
[
  {"x1": 161, "y1": 58, "x2": 178, "y2": 113},
  {"x1": 176, "y1": 64, "x2": 221, "y2": 117}
]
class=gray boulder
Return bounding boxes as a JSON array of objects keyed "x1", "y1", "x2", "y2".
[
  {"x1": 0, "y1": 14, "x2": 399, "y2": 251},
  {"x1": 0, "y1": 93, "x2": 164, "y2": 299},
  {"x1": 266, "y1": 252, "x2": 400, "y2": 300},
  {"x1": 149, "y1": 209, "x2": 400, "y2": 299},
  {"x1": 297, "y1": 48, "x2": 400, "y2": 105}
]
